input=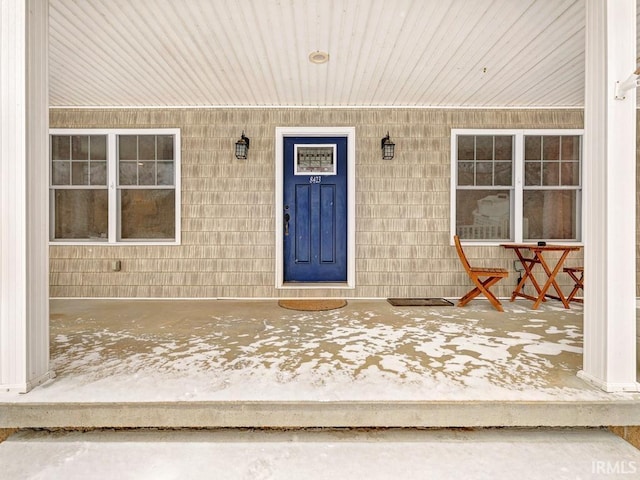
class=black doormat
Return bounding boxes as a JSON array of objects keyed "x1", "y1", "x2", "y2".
[{"x1": 387, "y1": 298, "x2": 454, "y2": 307}]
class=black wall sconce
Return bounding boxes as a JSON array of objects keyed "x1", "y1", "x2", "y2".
[
  {"x1": 235, "y1": 131, "x2": 250, "y2": 159},
  {"x1": 381, "y1": 132, "x2": 395, "y2": 160}
]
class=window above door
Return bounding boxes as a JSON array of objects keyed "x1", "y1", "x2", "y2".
[{"x1": 294, "y1": 144, "x2": 337, "y2": 175}]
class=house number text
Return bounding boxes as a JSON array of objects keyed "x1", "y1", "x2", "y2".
[{"x1": 309, "y1": 176, "x2": 322, "y2": 184}]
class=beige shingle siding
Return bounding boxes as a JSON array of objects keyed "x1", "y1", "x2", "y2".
[{"x1": 49, "y1": 108, "x2": 585, "y2": 299}]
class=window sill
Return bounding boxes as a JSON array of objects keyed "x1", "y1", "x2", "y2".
[
  {"x1": 455, "y1": 240, "x2": 585, "y2": 247},
  {"x1": 49, "y1": 241, "x2": 180, "y2": 247}
]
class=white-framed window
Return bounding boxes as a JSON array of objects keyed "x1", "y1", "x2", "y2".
[
  {"x1": 451, "y1": 129, "x2": 583, "y2": 244},
  {"x1": 49, "y1": 128, "x2": 181, "y2": 244}
]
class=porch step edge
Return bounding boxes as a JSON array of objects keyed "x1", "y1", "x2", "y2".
[{"x1": 2, "y1": 400, "x2": 640, "y2": 429}]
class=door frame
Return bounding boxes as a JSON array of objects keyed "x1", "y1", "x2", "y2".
[{"x1": 275, "y1": 126, "x2": 356, "y2": 289}]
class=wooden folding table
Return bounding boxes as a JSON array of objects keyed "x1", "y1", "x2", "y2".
[{"x1": 500, "y1": 243, "x2": 582, "y2": 309}]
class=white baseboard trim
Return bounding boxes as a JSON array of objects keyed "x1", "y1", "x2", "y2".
[{"x1": 577, "y1": 370, "x2": 640, "y2": 393}]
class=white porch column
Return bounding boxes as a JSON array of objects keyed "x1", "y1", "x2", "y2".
[
  {"x1": 0, "y1": 0, "x2": 52, "y2": 392},
  {"x1": 579, "y1": 0, "x2": 638, "y2": 392}
]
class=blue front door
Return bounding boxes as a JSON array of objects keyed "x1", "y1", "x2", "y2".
[{"x1": 283, "y1": 136, "x2": 348, "y2": 282}]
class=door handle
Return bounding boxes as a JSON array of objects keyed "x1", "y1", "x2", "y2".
[{"x1": 284, "y1": 213, "x2": 290, "y2": 236}]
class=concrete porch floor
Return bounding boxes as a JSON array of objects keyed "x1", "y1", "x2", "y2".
[{"x1": 2, "y1": 298, "x2": 640, "y2": 429}]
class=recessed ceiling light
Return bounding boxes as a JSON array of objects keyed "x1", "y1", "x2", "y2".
[{"x1": 309, "y1": 51, "x2": 329, "y2": 64}]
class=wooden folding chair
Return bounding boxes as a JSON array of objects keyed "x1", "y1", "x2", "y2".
[
  {"x1": 453, "y1": 235, "x2": 509, "y2": 312},
  {"x1": 563, "y1": 266, "x2": 583, "y2": 303}
]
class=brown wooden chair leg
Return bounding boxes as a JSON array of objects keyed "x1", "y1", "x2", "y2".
[
  {"x1": 475, "y1": 277, "x2": 505, "y2": 312},
  {"x1": 458, "y1": 276, "x2": 504, "y2": 312},
  {"x1": 564, "y1": 267, "x2": 584, "y2": 303}
]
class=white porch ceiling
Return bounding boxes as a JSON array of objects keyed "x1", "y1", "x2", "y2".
[{"x1": 49, "y1": 0, "x2": 639, "y2": 108}]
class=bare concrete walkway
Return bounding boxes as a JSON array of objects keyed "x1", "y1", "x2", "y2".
[{"x1": 2, "y1": 428, "x2": 640, "y2": 479}]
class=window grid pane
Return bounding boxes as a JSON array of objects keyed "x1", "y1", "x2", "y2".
[
  {"x1": 523, "y1": 190, "x2": 577, "y2": 241},
  {"x1": 52, "y1": 161, "x2": 71, "y2": 185},
  {"x1": 525, "y1": 135, "x2": 581, "y2": 188},
  {"x1": 456, "y1": 190, "x2": 511, "y2": 240},
  {"x1": 53, "y1": 189, "x2": 108, "y2": 240},
  {"x1": 51, "y1": 136, "x2": 71, "y2": 160},
  {"x1": 118, "y1": 135, "x2": 175, "y2": 187},
  {"x1": 120, "y1": 189, "x2": 176, "y2": 239},
  {"x1": 71, "y1": 136, "x2": 89, "y2": 160},
  {"x1": 52, "y1": 135, "x2": 108, "y2": 187},
  {"x1": 457, "y1": 135, "x2": 513, "y2": 187},
  {"x1": 89, "y1": 135, "x2": 107, "y2": 160},
  {"x1": 157, "y1": 162, "x2": 174, "y2": 185},
  {"x1": 72, "y1": 161, "x2": 89, "y2": 185}
]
